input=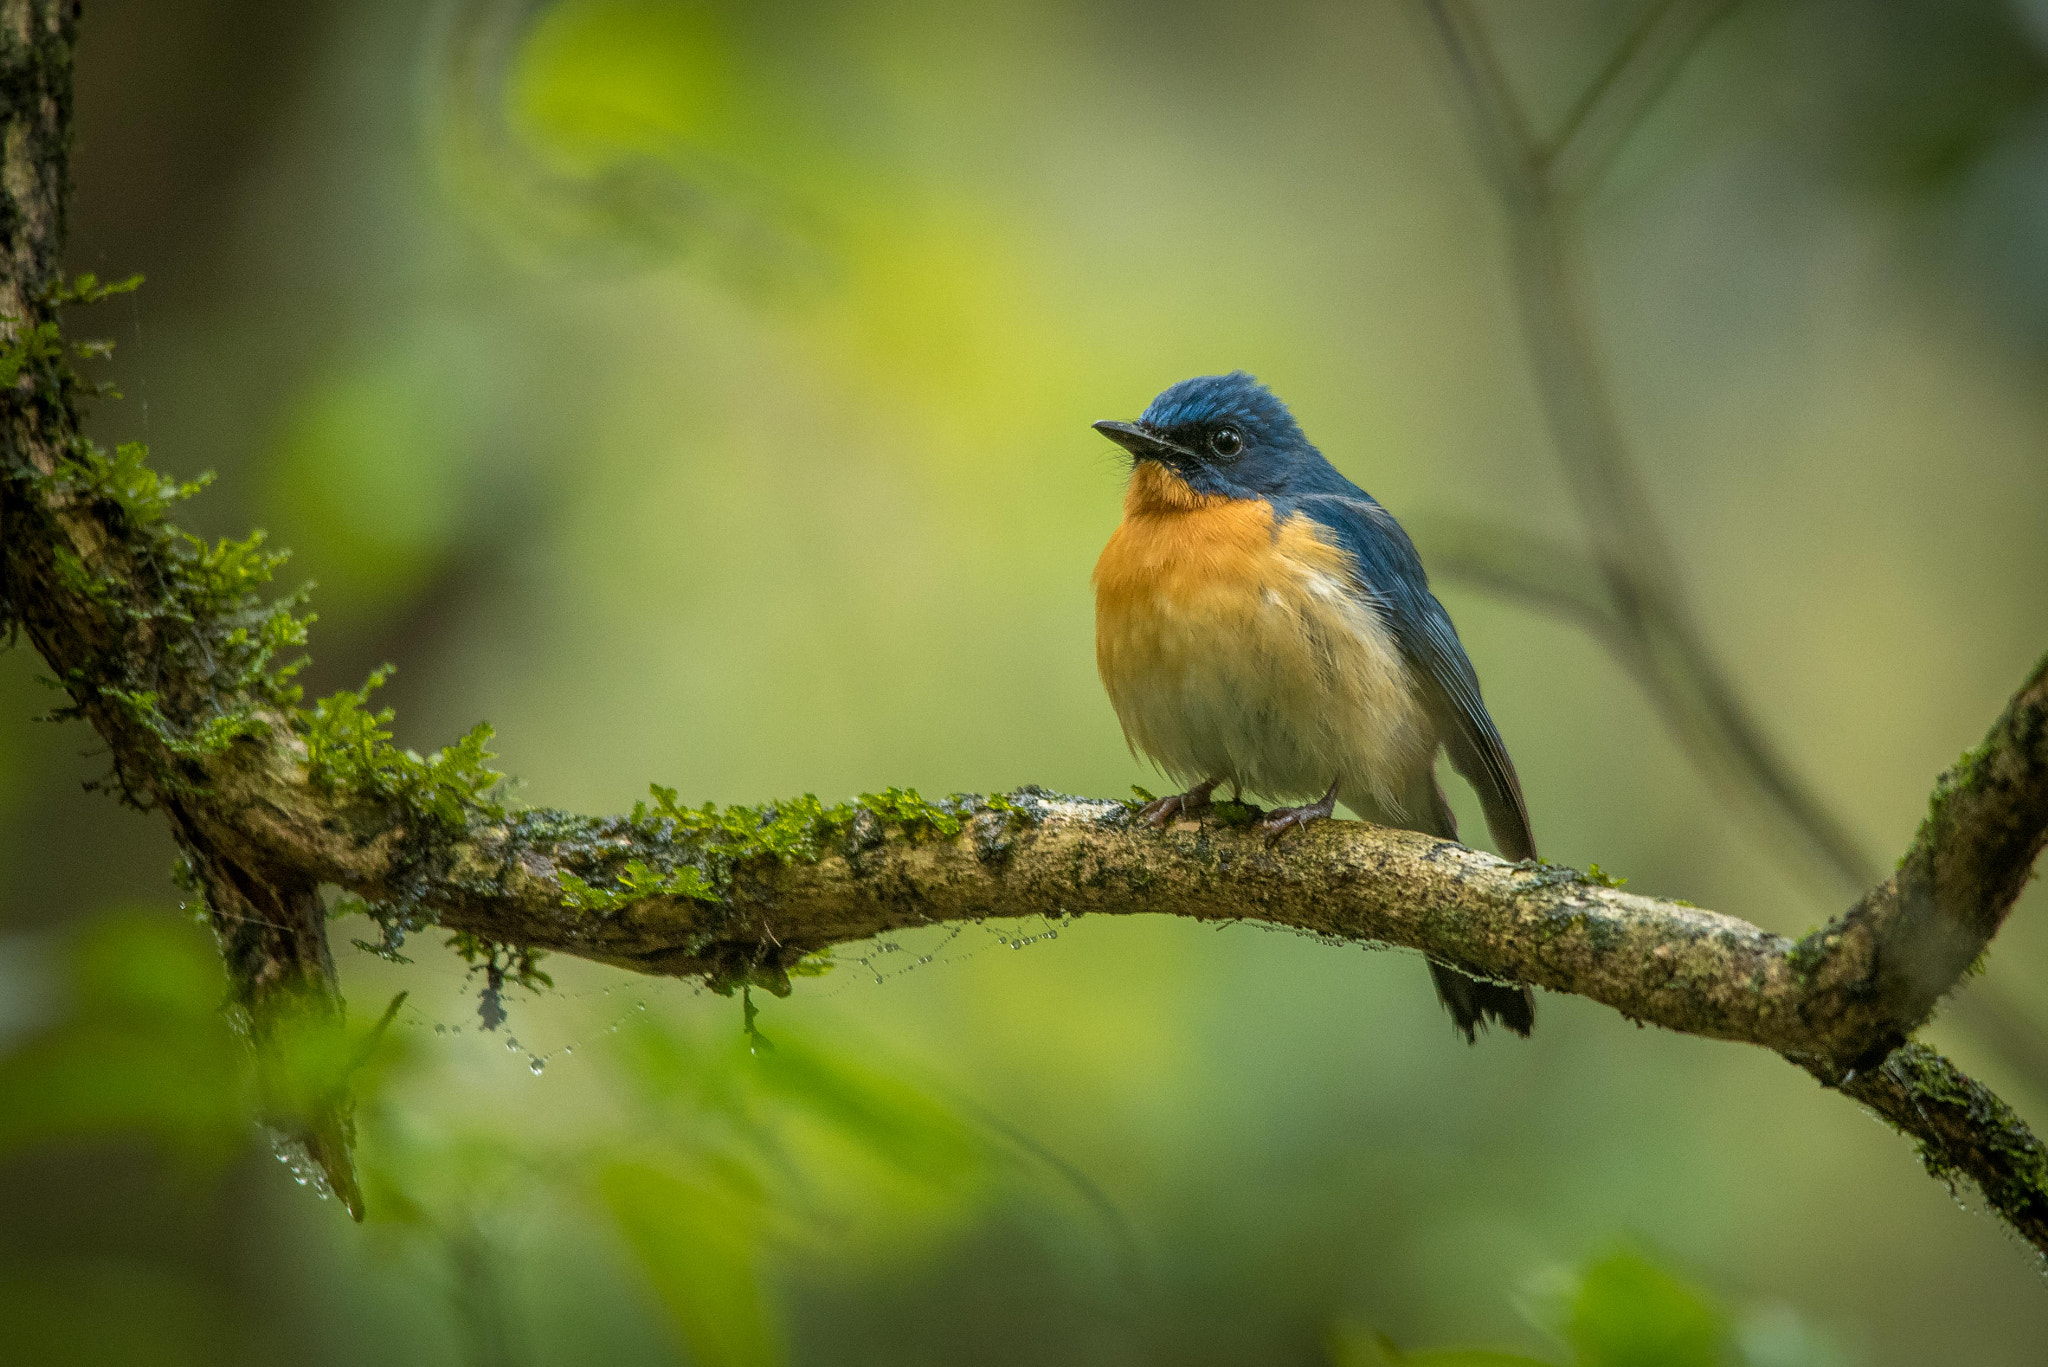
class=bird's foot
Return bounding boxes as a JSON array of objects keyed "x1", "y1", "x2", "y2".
[
  {"x1": 1258, "y1": 783, "x2": 1338, "y2": 845},
  {"x1": 1140, "y1": 779, "x2": 1220, "y2": 828}
]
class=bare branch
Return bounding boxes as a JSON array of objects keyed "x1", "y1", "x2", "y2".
[
  {"x1": 1408, "y1": 513, "x2": 1645, "y2": 664},
  {"x1": 1408, "y1": 0, "x2": 1883, "y2": 903},
  {"x1": 1417, "y1": 515, "x2": 1879, "y2": 899},
  {"x1": 1545, "y1": 0, "x2": 1743, "y2": 198},
  {"x1": 1410, "y1": 0, "x2": 1547, "y2": 213}
]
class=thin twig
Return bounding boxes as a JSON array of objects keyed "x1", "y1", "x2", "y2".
[
  {"x1": 1409, "y1": 0, "x2": 1879, "y2": 900},
  {"x1": 1546, "y1": 0, "x2": 1744, "y2": 197}
]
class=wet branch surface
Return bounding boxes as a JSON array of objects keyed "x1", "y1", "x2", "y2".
[{"x1": 4, "y1": 1, "x2": 2048, "y2": 1254}]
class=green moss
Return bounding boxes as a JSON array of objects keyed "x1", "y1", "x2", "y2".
[
  {"x1": 101, "y1": 686, "x2": 268, "y2": 760},
  {"x1": 21, "y1": 431, "x2": 318, "y2": 796},
  {"x1": 1881, "y1": 1045, "x2": 2048, "y2": 1213},
  {"x1": 296, "y1": 666, "x2": 503, "y2": 831},
  {"x1": 1785, "y1": 931, "x2": 1830, "y2": 983},
  {"x1": 559, "y1": 859, "x2": 717, "y2": 912},
  {"x1": 3, "y1": 282, "x2": 344, "y2": 803},
  {"x1": 47, "y1": 271, "x2": 145, "y2": 308},
  {"x1": 1209, "y1": 799, "x2": 1262, "y2": 827},
  {"x1": 1903, "y1": 739, "x2": 1997, "y2": 869},
  {"x1": 558, "y1": 782, "x2": 979, "y2": 915},
  {"x1": 0, "y1": 318, "x2": 66, "y2": 391},
  {"x1": 634, "y1": 783, "x2": 962, "y2": 861},
  {"x1": 1583, "y1": 863, "x2": 1628, "y2": 888}
]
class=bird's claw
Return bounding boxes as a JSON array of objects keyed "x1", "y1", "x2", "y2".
[
  {"x1": 1140, "y1": 784, "x2": 1216, "y2": 828},
  {"x1": 1258, "y1": 789, "x2": 1338, "y2": 845}
]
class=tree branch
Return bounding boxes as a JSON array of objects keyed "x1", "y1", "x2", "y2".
[
  {"x1": 5, "y1": 2, "x2": 2048, "y2": 1257},
  {"x1": 1406, "y1": 0, "x2": 2048, "y2": 1105},
  {"x1": 1543, "y1": 0, "x2": 1742, "y2": 198},
  {"x1": 1408, "y1": 0, "x2": 1878, "y2": 905},
  {"x1": 0, "y1": 0, "x2": 359, "y2": 1214},
  {"x1": 1417, "y1": 515, "x2": 2048, "y2": 1094}
]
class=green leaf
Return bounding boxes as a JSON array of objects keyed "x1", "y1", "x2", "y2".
[
  {"x1": 600, "y1": 1161, "x2": 784, "y2": 1367},
  {"x1": 1553, "y1": 1248, "x2": 1731, "y2": 1367},
  {"x1": 748, "y1": 1032, "x2": 984, "y2": 1189}
]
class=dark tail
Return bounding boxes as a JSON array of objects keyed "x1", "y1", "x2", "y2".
[
  {"x1": 1427, "y1": 960, "x2": 1535, "y2": 1042},
  {"x1": 1418, "y1": 777, "x2": 1536, "y2": 1043}
]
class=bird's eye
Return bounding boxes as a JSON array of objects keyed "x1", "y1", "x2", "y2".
[{"x1": 1210, "y1": 427, "x2": 1243, "y2": 458}]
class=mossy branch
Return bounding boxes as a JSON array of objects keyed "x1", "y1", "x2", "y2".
[{"x1": 4, "y1": 1, "x2": 2048, "y2": 1254}]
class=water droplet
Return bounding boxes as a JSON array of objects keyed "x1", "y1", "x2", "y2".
[
  {"x1": 562, "y1": 1045, "x2": 574, "y2": 1056},
  {"x1": 433, "y1": 1023, "x2": 447, "y2": 1035},
  {"x1": 635, "y1": 1001, "x2": 646, "y2": 1011},
  {"x1": 529, "y1": 1056, "x2": 546, "y2": 1075},
  {"x1": 918, "y1": 955, "x2": 933, "y2": 965},
  {"x1": 505, "y1": 1036, "x2": 520, "y2": 1051},
  {"x1": 1043, "y1": 930, "x2": 1057, "y2": 940}
]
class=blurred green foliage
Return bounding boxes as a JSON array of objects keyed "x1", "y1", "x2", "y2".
[
  {"x1": 1333, "y1": 1246, "x2": 1851, "y2": 1367},
  {"x1": 0, "y1": 914, "x2": 250, "y2": 1167},
  {"x1": 1, "y1": 912, "x2": 1006, "y2": 1367},
  {"x1": 1539, "y1": 1250, "x2": 1729, "y2": 1367}
]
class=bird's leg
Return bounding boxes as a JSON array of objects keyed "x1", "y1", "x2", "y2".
[
  {"x1": 1139, "y1": 778, "x2": 1221, "y2": 828},
  {"x1": 1258, "y1": 779, "x2": 1339, "y2": 845}
]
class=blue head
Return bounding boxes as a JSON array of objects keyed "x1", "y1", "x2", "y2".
[{"x1": 1094, "y1": 372, "x2": 1328, "y2": 500}]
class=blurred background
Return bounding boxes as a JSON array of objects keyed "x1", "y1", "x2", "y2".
[{"x1": 5, "y1": 0, "x2": 2048, "y2": 1362}]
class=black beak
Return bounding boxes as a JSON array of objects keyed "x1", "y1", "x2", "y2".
[{"x1": 1093, "y1": 419, "x2": 1194, "y2": 460}]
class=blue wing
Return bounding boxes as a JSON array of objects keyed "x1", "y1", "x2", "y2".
[{"x1": 1280, "y1": 487, "x2": 1536, "y2": 861}]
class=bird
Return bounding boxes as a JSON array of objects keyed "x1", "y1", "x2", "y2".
[{"x1": 1091, "y1": 371, "x2": 1536, "y2": 1041}]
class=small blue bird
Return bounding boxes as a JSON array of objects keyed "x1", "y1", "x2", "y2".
[{"x1": 1093, "y1": 372, "x2": 1536, "y2": 1040}]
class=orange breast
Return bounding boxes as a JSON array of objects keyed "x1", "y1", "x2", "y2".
[
  {"x1": 1092, "y1": 464, "x2": 1278, "y2": 619},
  {"x1": 1091, "y1": 463, "x2": 1432, "y2": 811}
]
